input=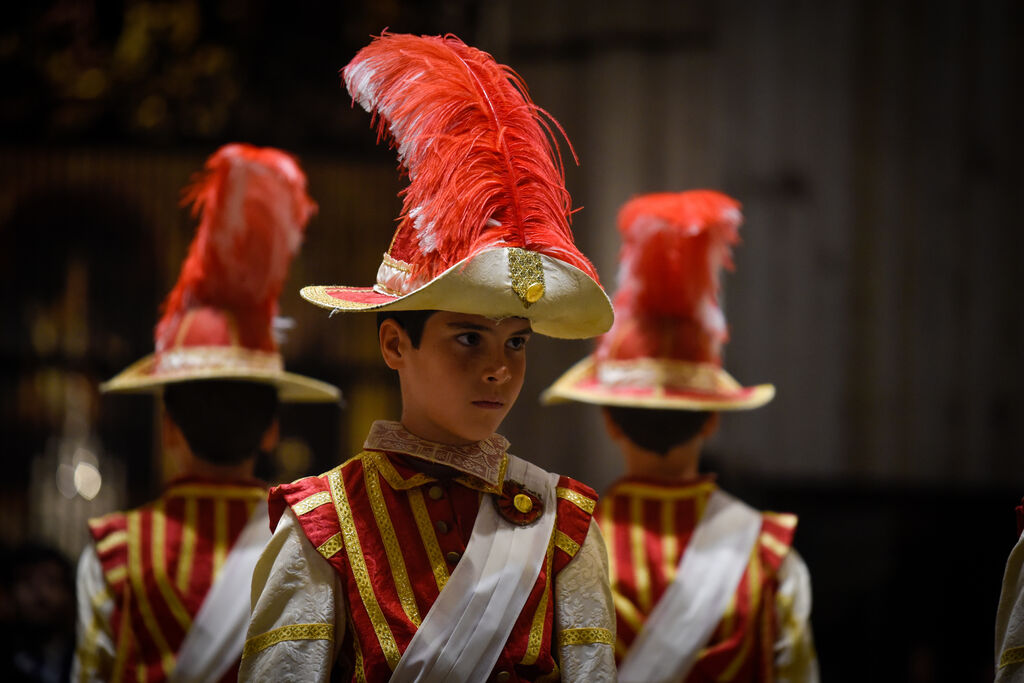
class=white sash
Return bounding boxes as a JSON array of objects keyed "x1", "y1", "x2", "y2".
[
  {"x1": 618, "y1": 490, "x2": 762, "y2": 683},
  {"x1": 389, "y1": 454, "x2": 559, "y2": 682},
  {"x1": 169, "y1": 500, "x2": 272, "y2": 683}
]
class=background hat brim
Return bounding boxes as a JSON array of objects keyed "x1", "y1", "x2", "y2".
[
  {"x1": 300, "y1": 247, "x2": 613, "y2": 340},
  {"x1": 101, "y1": 354, "x2": 340, "y2": 403},
  {"x1": 541, "y1": 356, "x2": 775, "y2": 411}
]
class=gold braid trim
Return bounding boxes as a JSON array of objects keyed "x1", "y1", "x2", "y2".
[
  {"x1": 1001, "y1": 645, "x2": 1024, "y2": 669},
  {"x1": 242, "y1": 623, "x2": 334, "y2": 659},
  {"x1": 293, "y1": 491, "x2": 333, "y2": 516},
  {"x1": 317, "y1": 532, "x2": 343, "y2": 559},
  {"x1": 558, "y1": 627, "x2": 615, "y2": 647},
  {"x1": 553, "y1": 530, "x2": 580, "y2": 558},
  {"x1": 556, "y1": 487, "x2": 596, "y2": 514}
]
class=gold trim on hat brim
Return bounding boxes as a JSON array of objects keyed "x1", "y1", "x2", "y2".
[
  {"x1": 299, "y1": 248, "x2": 613, "y2": 340},
  {"x1": 540, "y1": 356, "x2": 775, "y2": 411},
  {"x1": 101, "y1": 354, "x2": 340, "y2": 403}
]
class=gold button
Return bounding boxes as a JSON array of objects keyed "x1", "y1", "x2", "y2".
[
  {"x1": 525, "y1": 282, "x2": 544, "y2": 303},
  {"x1": 428, "y1": 485, "x2": 443, "y2": 500},
  {"x1": 435, "y1": 520, "x2": 449, "y2": 534},
  {"x1": 495, "y1": 671, "x2": 511, "y2": 683},
  {"x1": 513, "y1": 494, "x2": 533, "y2": 513},
  {"x1": 445, "y1": 551, "x2": 461, "y2": 564}
]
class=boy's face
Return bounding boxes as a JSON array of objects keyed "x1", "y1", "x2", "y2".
[{"x1": 382, "y1": 311, "x2": 531, "y2": 445}]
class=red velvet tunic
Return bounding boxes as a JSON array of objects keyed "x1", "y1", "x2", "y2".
[
  {"x1": 86, "y1": 478, "x2": 267, "y2": 682},
  {"x1": 597, "y1": 477, "x2": 797, "y2": 683},
  {"x1": 271, "y1": 448, "x2": 599, "y2": 682}
]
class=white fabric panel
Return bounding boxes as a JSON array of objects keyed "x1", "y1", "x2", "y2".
[
  {"x1": 71, "y1": 545, "x2": 117, "y2": 682},
  {"x1": 238, "y1": 509, "x2": 346, "y2": 683},
  {"x1": 390, "y1": 454, "x2": 559, "y2": 682}
]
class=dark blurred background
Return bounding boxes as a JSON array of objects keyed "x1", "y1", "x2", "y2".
[{"x1": 0, "y1": 1, "x2": 1020, "y2": 681}]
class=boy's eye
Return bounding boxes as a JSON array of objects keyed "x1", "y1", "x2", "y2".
[
  {"x1": 506, "y1": 336, "x2": 528, "y2": 351},
  {"x1": 456, "y1": 332, "x2": 481, "y2": 346}
]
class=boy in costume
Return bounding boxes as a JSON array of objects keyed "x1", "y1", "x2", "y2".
[
  {"x1": 994, "y1": 501, "x2": 1024, "y2": 680},
  {"x1": 543, "y1": 190, "x2": 819, "y2": 682},
  {"x1": 72, "y1": 144, "x2": 339, "y2": 682},
  {"x1": 240, "y1": 33, "x2": 617, "y2": 682}
]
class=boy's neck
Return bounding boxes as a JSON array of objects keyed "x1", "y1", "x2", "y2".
[{"x1": 620, "y1": 439, "x2": 702, "y2": 482}]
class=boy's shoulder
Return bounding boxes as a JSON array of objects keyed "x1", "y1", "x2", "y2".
[{"x1": 267, "y1": 452, "x2": 372, "y2": 531}]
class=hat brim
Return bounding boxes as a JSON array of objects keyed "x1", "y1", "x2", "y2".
[
  {"x1": 300, "y1": 247, "x2": 613, "y2": 340},
  {"x1": 541, "y1": 356, "x2": 775, "y2": 411},
  {"x1": 101, "y1": 354, "x2": 340, "y2": 403}
]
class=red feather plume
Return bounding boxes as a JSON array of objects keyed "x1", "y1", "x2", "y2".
[
  {"x1": 342, "y1": 32, "x2": 598, "y2": 285},
  {"x1": 155, "y1": 144, "x2": 316, "y2": 352},
  {"x1": 597, "y1": 190, "x2": 742, "y2": 365}
]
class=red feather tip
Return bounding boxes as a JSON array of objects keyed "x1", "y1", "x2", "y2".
[
  {"x1": 155, "y1": 143, "x2": 317, "y2": 352},
  {"x1": 597, "y1": 190, "x2": 742, "y2": 364},
  {"x1": 342, "y1": 32, "x2": 597, "y2": 286}
]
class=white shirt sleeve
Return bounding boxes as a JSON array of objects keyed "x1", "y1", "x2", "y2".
[
  {"x1": 70, "y1": 545, "x2": 116, "y2": 683},
  {"x1": 773, "y1": 549, "x2": 820, "y2": 683},
  {"x1": 996, "y1": 534, "x2": 1024, "y2": 682},
  {"x1": 554, "y1": 518, "x2": 617, "y2": 681},
  {"x1": 239, "y1": 508, "x2": 347, "y2": 683}
]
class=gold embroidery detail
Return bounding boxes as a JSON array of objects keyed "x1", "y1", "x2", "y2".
[
  {"x1": 317, "y1": 533, "x2": 343, "y2": 559},
  {"x1": 176, "y1": 496, "x2": 197, "y2": 592},
  {"x1": 293, "y1": 491, "x2": 333, "y2": 516},
  {"x1": 761, "y1": 530, "x2": 790, "y2": 558},
  {"x1": 126, "y1": 511, "x2": 175, "y2": 676},
  {"x1": 508, "y1": 247, "x2": 545, "y2": 306},
  {"x1": 556, "y1": 487, "x2": 596, "y2": 514},
  {"x1": 151, "y1": 500, "x2": 192, "y2": 632},
  {"x1": 661, "y1": 499, "x2": 679, "y2": 583},
  {"x1": 1001, "y1": 645, "x2": 1024, "y2": 668},
  {"x1": 363, "y1": 455, "x2": 422, "y2": 626},
  {"x1": 381, "y1": 252, "x2": 411, "y2": 273},
  {"x1": 408, "y1": 487, "x2": 450, "y2": 593},
  {"x1": 613, "y1": 592, "x2": 644, "y2": 635},
  {"x1": 374, "y1": 452, "x2": 436, "y2": 490},
  {"x1": 213, "y1": 497, "x2": 228, "y2": 578},
  {"x1": 364, "y1": 421, "x2": 508, "y2": 487},
  {"x1": 558, "y1": 627, "x2": 614, "y2": 647},
  {"x1": 96, "y1": 530, "x2": 127, "y2": 555},
  {"x1": 553, "y1": 530, "x2": 580, "y2": 557},
  {"x1": 612, "y1": 480, "x2": 716, "y2": 501},
  {"x1": 242, "y1": 623, "x2": 334, "y2": 659},
  {"x1": 721, "y1": 544, "x2": 760, "y2": 679},
  {"x1": 329, "y1": 467, "x2": 402, "y2": 669},
  {"x1": 630, "y1": 495, "x2": 652, "y2": 612},
  {"x1": 522, "y1": 534, "x2": 555, "y2": 665},
  {"x1": 765, "y1": 511, "x2": 798, "y2": 529},
  {"x1": 106, "y1": 565, "x2": 127, "y2": 584}
]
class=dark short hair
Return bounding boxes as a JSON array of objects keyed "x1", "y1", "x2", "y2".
[
  {"x1": 376, "y1": 310, "x2": 438, "y2": 348},
  {"x1": 604, "y1": 406, "x2": 713, "y2": 456},
  {"x1": 163, "y1": 380, "x2": 279, "y2": 465}
]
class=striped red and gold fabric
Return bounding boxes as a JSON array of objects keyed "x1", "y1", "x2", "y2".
[
  {"x1": 87, "y1": 478, "x2": 267, "y2": 682},
  {"x1": 597, "y1": 477, "x2": 796, "y2": 682},
  {"x1": 269, "y1": 450, "x2": 598, "y2": 682}
]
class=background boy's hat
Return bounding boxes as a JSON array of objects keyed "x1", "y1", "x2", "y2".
[
  {"x1": 300, "y1": 33, "x2": 612, "y2": 340},
  {"x1": 542, "y1": 190, "x2": 774, "y2": 410},
  {"x1": 102, "y1": 144, "x2": 340, "y2": 403}
]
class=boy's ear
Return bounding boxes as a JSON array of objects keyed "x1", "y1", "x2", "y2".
[{"x1": 379, "y1": 318, "x2": 408, "y2": 370}]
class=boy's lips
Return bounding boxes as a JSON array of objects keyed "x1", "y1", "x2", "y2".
[{"x1": 471, "y1": 400, "x2": 505, "y2": 409}]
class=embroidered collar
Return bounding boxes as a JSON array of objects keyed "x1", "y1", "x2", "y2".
[
  {"x1": 364, "y1": 420, "x2": 509, "y2": 488},
  {"x1": 608, "y1": 475, "x2": 717, "y2": 500}
]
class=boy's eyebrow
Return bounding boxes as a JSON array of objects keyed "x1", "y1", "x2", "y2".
[{"x1": 445, "y1": 322, "x2": 533, "y2": 336}]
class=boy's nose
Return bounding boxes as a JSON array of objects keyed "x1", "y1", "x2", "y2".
[{"x1": 486, "y1": 365, "x2": 512, "y2": 383}]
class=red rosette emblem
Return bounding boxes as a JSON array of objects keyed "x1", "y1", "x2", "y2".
[{"x1": 494, "y1": 480, "x2": 543, "y2": 526}]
